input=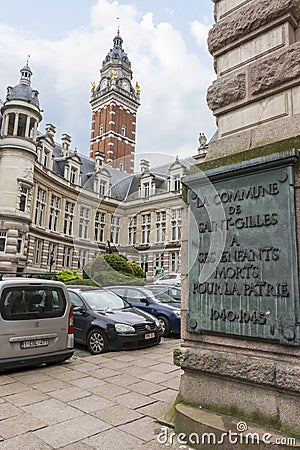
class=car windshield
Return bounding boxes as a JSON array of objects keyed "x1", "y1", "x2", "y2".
[
  {"x1": 81, "y1": 290, "x2": 131, "y2": 311},
  {"x1": 148, "y1": 287, "x2": 181, "y2": 303},
  {"x1": 144, "y1": 288, "x2": 178, "y2": 304}
]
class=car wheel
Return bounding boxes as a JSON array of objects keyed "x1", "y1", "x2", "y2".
[
  {"x1": 157, "y1": 316, "x2": 171, "y2": 337},
  {"x1": 87, "y1": 328, "x2": 108, "y2": 354}
]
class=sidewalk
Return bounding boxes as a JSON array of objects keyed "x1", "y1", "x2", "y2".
[{"x1": 0, "y1": 338, "x2": 184, "y2": 449}]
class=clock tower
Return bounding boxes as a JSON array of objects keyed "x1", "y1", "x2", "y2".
[{"x1": 90, "y1": 31, "x2": 140, "y2": 174}]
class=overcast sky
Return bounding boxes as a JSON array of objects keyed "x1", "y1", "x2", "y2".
[{"x1": 0, "y1": 0, "x2": 216, "y2": 161}]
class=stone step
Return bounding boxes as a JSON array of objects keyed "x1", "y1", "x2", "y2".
[{"x1": 172, "y1": 403, "x2": 299, "y2": 450}]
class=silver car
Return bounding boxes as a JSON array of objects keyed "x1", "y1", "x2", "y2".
[{"x1": 0, "y1": 278, "x2": 74, "y2": 371}]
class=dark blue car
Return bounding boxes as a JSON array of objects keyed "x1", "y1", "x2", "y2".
[{"x1": 106, "y1": 285, "x2": 181, "y2": 337}]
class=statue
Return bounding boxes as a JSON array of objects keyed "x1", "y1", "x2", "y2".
[
  {"x1": 105, "y1": 240, "x2": 112, "y2": 254},
  {"x1": 111, "y1": 69, "x2": 117, "y2": 79},
  {"x1": 91, "y1": 81, "x2": 96, "y2": 92},
  {"x1": 135, "y1": 81, "x2": 141, "y2": 95}
]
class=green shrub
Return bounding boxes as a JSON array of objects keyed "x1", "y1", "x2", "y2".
[
  {"x1": 55, "y1": 270, "x2": 82, "y2": 283},
  {"x1": 128, "y1": 262, "x2": 144, "y2": 278},
  {"x1": 85, "y1": 253, "x2": 145, "y2": 286}
]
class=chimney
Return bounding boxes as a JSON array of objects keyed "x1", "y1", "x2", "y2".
[
  {"x1": 61, "y1": 133, "x2": 71, "y2": 157},
  {"x1": 140, "y1": 159, "x2": 150, "y2": 173},
  {"x1": 95, "y1": 151, "x2": 105, "y2": 171},
  {"x1": 45, "y1": 123, "x2": 56, "y2": 137}
]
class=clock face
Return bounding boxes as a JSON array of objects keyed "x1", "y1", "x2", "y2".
[
  {"x1": 122, "y1": 80, "x2": 129, "y2": 90},
  {"x1": 101, "y1": 79, "x2": 108, "y2": 90}
]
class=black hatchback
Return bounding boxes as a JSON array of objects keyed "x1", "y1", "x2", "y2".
[{"x1": 67, "y1": 286, "x2": 161, "y2": 354}]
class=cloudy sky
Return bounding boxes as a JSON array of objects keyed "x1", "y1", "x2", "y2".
[{"x1": 0, "y1": 0, "x2": 216, "y2": 161}]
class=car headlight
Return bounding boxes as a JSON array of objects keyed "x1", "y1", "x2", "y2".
[
  {"x1": 174, "y1": 310, "x2": 181, "y2": 318},
  {"x1": 115, "y1": 323, "x2": 135, "y2": 333}
]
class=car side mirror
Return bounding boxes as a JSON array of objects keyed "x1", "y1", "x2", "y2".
[
  {"x1": 73, "y1": 306, "x2": 85, "y2": 313},
  {"x1": 140, "y1": 298, "x2": 149, "y2": 305}
]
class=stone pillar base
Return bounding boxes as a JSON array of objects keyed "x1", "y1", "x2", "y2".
[{"x1": 175, "y1": 346, "x2": 300, "y2": 436}]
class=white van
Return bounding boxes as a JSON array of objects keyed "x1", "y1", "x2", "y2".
[{"x1": 0, "y1": 278, "x2": 74, "y2": 371}]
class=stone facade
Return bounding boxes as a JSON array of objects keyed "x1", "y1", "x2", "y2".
[
  {"x1": 0, "y1": 49, "x2": 188, "y2": 278},
  {"x1": 204, "y1": 0, "x2": 300, "y2": 160},
  {"x1": 177, "y1": 0, "x2": 300, "y2": 437}
]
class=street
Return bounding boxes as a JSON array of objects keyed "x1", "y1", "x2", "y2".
[{"x1": 0, "y1": 337, "x2": 184, "y2": 449}]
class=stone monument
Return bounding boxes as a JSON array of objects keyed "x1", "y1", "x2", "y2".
[{"x1": 175, "y1": 0, "x2": 300, "y2": 446}]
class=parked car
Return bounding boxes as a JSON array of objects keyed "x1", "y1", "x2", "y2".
[
  {"x1": 66, "y1": 286, "x2": 161, "y2": 354},
  {"x1": 0, "y1": 278, "x2": 74, "y2": 372},
  {"x1": 153, "y1": 273, "x2": 181, "y2": 286},
  {"x1": 106, "y1": 286, "x2": 181, "y2": 337},
  {"x1": 146, "y1": 284, "x2": 181, "y2": 302}
]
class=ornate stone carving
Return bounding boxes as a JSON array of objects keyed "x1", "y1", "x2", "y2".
[
  {"x1": 250, "y1": 42, "x2": 300, "y2": 95},
  {"x1": 208, "y1": 0, "x2": 300, "y2": 55},
  {"x1": 207, "y1": 72, "x2": 246, "y2": 111}
]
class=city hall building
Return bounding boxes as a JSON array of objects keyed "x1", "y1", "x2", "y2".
[{"x1": 0, "y1": 33, "x2": 203, "y2": 278}]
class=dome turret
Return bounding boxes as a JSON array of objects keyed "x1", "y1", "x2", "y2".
[
  {"x1": 6, "y1": 61, "x2": 39, "y2": 107},
  {"x1": 103, "y1": 30, "x2": 131, "y2": 67}
]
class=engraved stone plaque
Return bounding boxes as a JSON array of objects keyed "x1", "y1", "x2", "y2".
[{"x1": 186, "y1": 150, "x2": 300, "y2": 345}]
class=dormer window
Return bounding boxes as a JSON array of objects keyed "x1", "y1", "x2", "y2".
[
  {"x1": 143, "y1": 182, "x2": 150, "y2": 198},
  {"x1": 174, "y1": 175, "x2": 181, "y2": 192},
  {"x1": 70, "y1": 167, "x2": 77, "y2": 184},
  {"x1": 99, "y1": 180, "x2": 107, "y2": 196},
  {"x1": 42, "y1": 149, "x2": 49, "y2": 168}
]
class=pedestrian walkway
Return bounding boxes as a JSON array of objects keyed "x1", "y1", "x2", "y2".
[{"x1": 0, "y1": 338, "x2": 186, "y2": 449}]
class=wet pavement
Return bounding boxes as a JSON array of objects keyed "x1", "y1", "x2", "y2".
[{"x1": 0, "y1": 337, "x2": 186, "y2": 449}]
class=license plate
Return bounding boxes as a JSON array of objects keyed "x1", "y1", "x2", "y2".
[
  {"x1": 145, "y1": 333, "x2": 155, "y2": 340},
  {"x1": 20, "y1": 339, "x2": 49, "y2": 349}
]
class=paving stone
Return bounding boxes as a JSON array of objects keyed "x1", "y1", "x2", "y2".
[
  {"x1": 114, "y1": 391, "x2": 156, "y2": 409},
  {"x1": 32, "y1": 379, "x2": 69, "y2": 393},
  {"x1": 60, "y1": 442, "x2": 93, "y2": 450},
  {"x1": 99, "y1": 359, "x2": 129, "y2": 370},
  {"x1": 134, "y1": 358, "x2": 158, "y2": 368},
  {"x1": 69, "y1": 395, "x2": 114, "y2": 413},
  {"x1": 150, "y1": 363, "x2": 179, "y2": 373},
  {"x1": 0, "y1": 412, "x2": 46, "y2": 438},
  {"x1": 5, "y1": 390, "x2": 48, "y2": 407},
  {"x1": 49, "y1": 386, "x2": 91, "y2": 402},
  {"x1": 0, "y1": 376, "x2": 15, "y2": 386},
  {"x1": 0, "y1": 382, "x2": 31, "y2": 397},
  {"x1": 122, "y1": 365, "x2": 150, "y2": 377},
  {"x1": 138, "y1": 371, "x2": 173, "y2": 384},
  {"x1": 130, "y1": 380, "x2": 166, "y2": 395},
  {"x1": 50, "y1": 370, "x2": 86, "y2": 382},
  {"x1": 83, "y1": 427, "x2": 143, "y2": 450},
  {"x1": 90, "y1": 382, "x2": 130, "y2": 398},
  {"x1": 88, "y1": 367, "x2": 120, "y2": 379},
  {"x1": 151, "y1": 388, "x2": 178, "y2": 404},
  {"x1": 160, "y1": 376, "x2": 181, "y2": 391},
  {"x1": 92, "y1": 404, "x2": 143, "y2": 426},
  {"x1": 113, "y1": 354, "x2": 140, "y2": 363},
  {"x1": 0, "y1": 402, "x2": 21, "y2": 420},
  {"x1": 10, "y1": 372, "x2": 53, "y2": 385},
  {"x1": 23, "y1": 398, "x2": 82, "y2": 425},
  {"x1": 67, "y1": 362, "x2": 99, "y2": 373},
  {"x1": 109, "y1": 374, "x2": 140, "y2": 387},
  {"x1": 69, "y1": 376, "x2": 105, "y2": 389},
  {"x1": 136, "y1": 400, "x2": 171, "y2": 420},
  {"x1": 33, "y1": 415, "x2": 111, "y2": 448},
  {"x1": 0, "y1": 433, "x2": 51, "y2": 450},
  {"x1": 119, "y1": 416, "x2": 162, "y2": 442}
]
